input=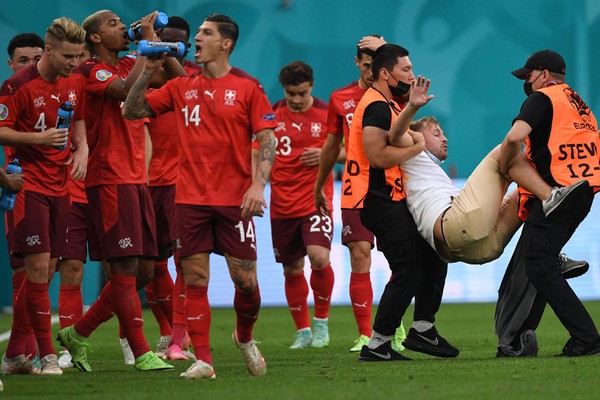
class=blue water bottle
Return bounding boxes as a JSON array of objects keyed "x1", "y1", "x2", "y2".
[
  {"x1": 0, "y1": 159, "x2": 22, "y2": 211},
  {"x1": 125, "y1": 12, "x2": 169, "y2": 42},
  {"x1": 55, "y1": 101, "x2": 73, "y2": 150},
  {"x1": 137, "y1": 40, "x2": 186, "y2": 58}
]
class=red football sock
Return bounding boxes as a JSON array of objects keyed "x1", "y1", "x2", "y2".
[
  {"x1": 111, "y1": 274, "x2": 150, "y2": 358},
  {"x1": 145, "y1": 283, "x2": 171, "y2": 336},
  {"x1": 234, "y1": 286, "x2": 261, "y2": 343},
  {"x1": 153, "y1": 260, "x2": 174, "y2": 330},
  {"x1": 350, "y1": 272, "x2": 373, "y2": 336},
  {"x1": 284, "y1": 273, "x2": 310, "y2": 330},
  {"x1": 12, "y1": 270, "x2": 37, "y2": 355},
  {"x1": 74, "y1": 281, "x2": 114, "y2": 338},
  {"x1": 25, "y1": 280, "x2": 54, "y2": 357},
  {"x1": 185, "y1": 285, "x2": 212, "y2": 365},
  {"x1": 6, "y1": 279, "x2": 32, "y2": 358},
  {"x1": 58, "y1": 285, "x2": 83, "y2": 329},
  {"x1": 172, "y1": 262, "x2": 186, "y2": 327},
  {"x1": 310, "y1": 264, "x2": 334, "y2": 319},
  {"x1": 11, "y1": 270, "x2": 25, "y2": 307}
]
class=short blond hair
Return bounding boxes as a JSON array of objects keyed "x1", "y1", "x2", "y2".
[
  {"x1": 410, "y1": 116, "x2": 440, "y2": 133},
  {"x1": 46, "y1": 17, "x2": 86, "y2": 45}
]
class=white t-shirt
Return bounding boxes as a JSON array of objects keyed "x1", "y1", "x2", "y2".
[{"x1": 401, "y1": 152, "x2": 459, "y2": 250}]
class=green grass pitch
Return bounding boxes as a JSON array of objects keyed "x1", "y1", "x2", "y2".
[{"x1": 1, "y1": 302, "x2": 599, "y2": 400}]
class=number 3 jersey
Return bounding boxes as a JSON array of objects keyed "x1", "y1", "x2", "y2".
[
  {"x1": 0, "y1": 64, "x2": 86, "y2": 195},
  {"x1": 269, "y1": 98, "x2": 332, "y2": 219},
  {"x1": 146, "y1": 68, "x2": 277, "y2": 207}
]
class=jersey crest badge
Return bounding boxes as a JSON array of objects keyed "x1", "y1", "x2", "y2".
[
  {"x1": 225, "y1": 89, "x2": 236, "y2": 105},
  {"x1": 311, "y1": 122, "x2": 322, "y2": 137}
]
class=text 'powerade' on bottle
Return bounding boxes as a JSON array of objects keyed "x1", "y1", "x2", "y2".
[
  {"x1": 137, "y1": 40, "x2": 186, "y2": 58},
  {"x1": 55, "y1": 101, "x2": 74, "y2": 150},
  {"x1": 125, "y1": 11, "x2": 169, "y2": 42},
  {"x1": 0, "y1": 159, "x2": 22, "y2": 211}
]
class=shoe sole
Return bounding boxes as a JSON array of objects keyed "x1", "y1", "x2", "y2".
[
  {"x1": 358, "y1": 354, "x2": 411, "y2": 362},
  {"x1": 402, "y1": 338, "x2": 459, "y2": 358},
  {"x1": 544, "y1": 180, "x2": 588, "y2": 217}
]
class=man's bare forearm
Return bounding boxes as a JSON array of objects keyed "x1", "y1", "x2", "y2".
[
  {"x1": 253, "y1": 129, "x2": 276, "y2": 186},
  {"x1": 122, "y1": 70, "x2": 156, "y2": 120}
]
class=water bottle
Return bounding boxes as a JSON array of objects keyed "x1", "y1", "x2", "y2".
[
  {"x1": 137, "y1": 40, "x2": 186, "y2": 58},
  {"x1": 55, "y1": 101, "x2": 74, "y2": 150},
  {"x1": 125, "y1": 12, "x2": 169, "y2": 42},
  {"x1": 0, "y1": 159, "x2": 22, "y2": 211}
]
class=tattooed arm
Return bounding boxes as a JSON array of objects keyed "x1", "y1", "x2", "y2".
[
  {"x1": 122, "y1": 57, "x2": 163, "y2": 120},
  {"x1": 240, "y1": 128, "x2": 276, "y2": 219}
]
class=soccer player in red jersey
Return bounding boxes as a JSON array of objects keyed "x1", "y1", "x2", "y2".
[
  {"x1": 145, "y1": 16, "x2": 201, "y2": 361},
  {"x1": 314, "y1": 35, "x2": 408, "y2": 352},
  {"x1": 123, "y1": 13, "x2": 277, "y2": 380},
  {"x1": 56, "y1": 9, "x2": 176, "y2": 373},
  {"x1": 0, "y1": 32, "x2": 44, "y2": 374},
  {"x1": 0, "y1": 17, "x2": 88, "y2": 375},
  {"x1": 268, "y1": 61, "x2": 334, "y2": 349}
]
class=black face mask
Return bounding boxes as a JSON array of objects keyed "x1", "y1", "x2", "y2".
[
  {"x1": 387, "y1": 71, "x2": 411, "y2": 97},
  {"x1": 524, "y1": 71, "x2": 544, "y2": 96}
]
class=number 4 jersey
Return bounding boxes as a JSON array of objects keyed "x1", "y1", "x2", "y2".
[{"x1": 0, "y1": 64, "x2": 86, "y2": 195}]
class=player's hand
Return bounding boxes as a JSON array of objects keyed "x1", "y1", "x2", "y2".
[
  {"x1": 241, "y1": 182, "x2": 267, "y2": 219},
  {"x1": 300, "y1": 147, "x2": 321, "y2": 167},
  {"x1": 38, "y1": 127, "x2": 68, "y2": 148},
  {"x1": 314, "y1": 187, "x2": 330, "y2": 215},
  {"x1": 66, "y1": 145, "x2": 88, "y2": 181},
  {"x1": 1, "y1": 172, "x2": 23, "y2": 192},
  {"x1": 139, "y1": 11, "x2": 159, "y2": 41},
  {"x1": 408, "y1": 75, "x2": 434, "y2": 109},
  {"x1": 358, "y1": 36, "x2": 386, "y2": 51},
  {"x1": 143, "y1": 52, "x2": 167, "y2": 70}
]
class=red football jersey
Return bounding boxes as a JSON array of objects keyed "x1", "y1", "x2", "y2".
[
  {"x1": 68, "y1": 171, "x2": 87, "y2": 204},
  {"x1": 0, "y1": 65, "x2": 86, "y2": 196},
  {"x1": 77, "y1": 56, "x2": 147, "y2": 187},
  {"x1": 146, "y1": 68, "x2": 277, "y2": 206},
  {"x1": 269, "y1": 98, "x2": 333, "y2": 218},
  {"x1": 326, "y1": 81, "x2": 366, "y2": 152},
  {"x1": 147, "y1": 60, "x2": 202, "y2": 187}
]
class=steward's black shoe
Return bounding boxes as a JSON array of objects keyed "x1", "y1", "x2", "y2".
[
  {"x1": 555, "y1": 337, "x2": 600, "y2": 357},
  {"x1": 358, "y1": 341, "x2": 411, "y2": 362},
  {"x1": 402, "y1": 327, "x2": 459, "y2": 358}
]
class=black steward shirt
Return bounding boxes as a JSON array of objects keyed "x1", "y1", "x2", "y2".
[
  {"x1": 363, "y1": 100, "x2": 401, "y2": 200},
  {"x1": 513, "y1": 91, "x2": 557, "y2": 186}
]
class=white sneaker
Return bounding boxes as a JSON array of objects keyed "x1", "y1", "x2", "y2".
[
  {"x1": 119, "y1": 338, "x2": 135, "y2": 365},
  {"x1": 58, "y1": 350, "x2": 74, "y2": 369},
  {"x1": 179, "y1": 360, "x2": 216, "y2": 380},
  {"x1": 155, "y1": 335, "x2": 171, "y2": 357},
  {"x1": 289, "y1": 329, "x2": 312, "y2": 349},
  {"x1": 40, "y1": 354, "x2": 63, "y2": 375},
  {"x1": 1, "y1": 354, "x2": 40, "y2": 375},
  {"x1": 0, "y1": 377, "x2": 3, "y2": 391},
  {"x1": 310, "y1": 319, "x2": 329, "y2": 348},
  {"x1": 233, "y1": 331, "x2": 266, "y2": 376}
]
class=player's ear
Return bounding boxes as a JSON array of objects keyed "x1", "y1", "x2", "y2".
[{"x1": 89, "y1": 33, "x2": 102, "y2": 45}]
